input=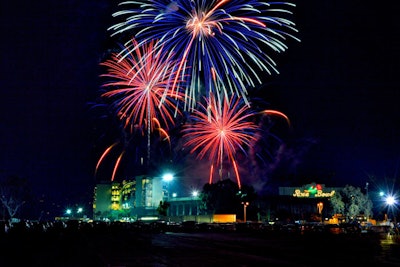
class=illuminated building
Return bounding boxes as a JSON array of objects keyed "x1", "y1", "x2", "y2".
[
  {"x1": 93, "y1": 176, "x2": 207, "y2": 222},
  {"x1": 92, "y1": 182, "x2": 111, "y2": 218},
  {"x1": 94, "y1": 180, "x2": 363, "y2": 224},
  {"x1": 273, "y1": 183, "x2": 341, "y2": 222},
  {"x1": 93, "y1": 175, "x2": 163, "y2": 221},
  {"x1": 167, "y1": 196, "x2": 201, "y2": 217}
]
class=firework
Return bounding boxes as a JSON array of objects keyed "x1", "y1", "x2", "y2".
[
  {"x1": 182, "y1": 93, "x2": 258, "y2": 188},
  {"x1": 99, "y1": 38, "x2": 186, "y2": 177},
  {"x1": 100, "y1": 39, "x2": 185, "y2": 131},
  {"x1": 94, "y1": 118, "x2": 172, "y2": 181},
  {"x1": 260, "y1": 109, "x2": 291, "y2": 127},
  {"x1": 109, "y1": 0, "x2": 299, "y2": 109},
  {"x1": 95, "y1": 142, "x2": 125, "y2": 182}
]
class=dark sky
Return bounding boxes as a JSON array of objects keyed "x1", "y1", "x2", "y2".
[
  {"x1": 1, "y1": 1, "x2": 399, "y2": 209},
  {"x1": 266, "y1": 1, "x2": 400, "y2": 190}
]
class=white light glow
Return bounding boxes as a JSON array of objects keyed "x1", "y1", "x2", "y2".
[
  {"x1": 385, "y1": 195, "x2": 396, "y2": 206},
  {"x1": 163, "y1": 173, "x2": 173, "y2": 182}
]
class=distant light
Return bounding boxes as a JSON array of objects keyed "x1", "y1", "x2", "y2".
[
  {"x1": 162, "y1": 173, "x2": 173, "y2": 182},
  {"x1": 379, "y1": 191, "x2": 385, "y2": 197},
  {"x1": 192, "y1": 190, "x2": 199, "y2": 197},
  {"x1": 77, "y1": 207, "x2": 83, "y2": 213},
  {"x1": 172, "y1": 193, "x2": 177, "y2": 198},
  {"x1": 66, "y1": 209, "x2": 72, "y2": 215}
]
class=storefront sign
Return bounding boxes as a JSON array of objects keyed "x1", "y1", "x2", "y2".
[{"x1": 293, "y1": 183, "x2": 335, "y2": 198}]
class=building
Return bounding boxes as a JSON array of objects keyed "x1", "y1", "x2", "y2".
[
  {"x1": 93, "y1": 175, "x2": 212, "y2": 222},
  {"x1": 94, "y1": 179, "x2": 352, "y2": 224},
  {"x1": 93, "y1": 175, "x2": 163, "y2": 221},
  {"x1": 167, "y1": 195, "x2": 204, "y2": 222},
  {"x1": 263, "y1": 182, "x2": 341, "y2": 223}
]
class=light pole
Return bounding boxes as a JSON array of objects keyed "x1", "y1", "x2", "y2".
[
  {"x1": 317, "y1": 202, "x2": 324, "y2": 222},
  {"x1": 65, "y1": 208, "x2": 72, "y2": 218},
  {"x1": 385, "y1": 194, "x2": 397, "y2": 223},
  {"x1": 379, "y1": 191, "x2": 398, "y2": 223},
  {"x1": 192, "y1": 190, "x2": 199, "y2": 222},
  {"x1": 242, "y1": 202, "x2": 249, "y2": 223},
  {"x1": 162, "y1": 173, "x2": 174, "y2": 201}
]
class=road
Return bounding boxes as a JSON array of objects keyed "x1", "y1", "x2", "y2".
[{"x1": 1, "y1": 223, "x2": 400, "y2": 267}]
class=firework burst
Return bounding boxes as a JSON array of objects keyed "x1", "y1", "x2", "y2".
[
  {"x1": 109, "y1": 0, "x2": 299, "y2": 109},
  {"x1": 98, "y1": 38, "x2": 186, "y2": 179},
  {"x1": 182, "y1": 93, "x2": 259, "y2": 188},
  {"x1": 100, "y1": 39, "x2": 185, "y2": 131}
]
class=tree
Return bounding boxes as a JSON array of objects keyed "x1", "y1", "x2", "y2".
[
  {"x1": 330, "y1": 185, "x2": 373, "y2": 222},
  {"x1": 200, "y1": 179, "x2": 239, "y2": 214},
  {"x1": 330, "y1": 192, "x2": 345, "y2": 215},
  {"x1": 157, "y1": 200, "x2": 170, "y2": 217},
  {"x1": 0, "y1": 175, "x2": 31, "y2": 221},
  {"x1": 200, "y1": 179, "x2": 258, "y2": 219}
]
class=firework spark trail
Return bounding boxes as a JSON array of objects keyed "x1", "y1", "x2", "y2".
[
  {"x1": 109, "y1": 0, "x2": 299, "y2": 109},
  {"x1": 182, "y1": 93, "x2": 258, "y2": 188},
  {"x1": 260, "y1": 109, "x2": 291, "y2": 127},
  {"x1": 95, "y1": 139, "x2": 128, "y2": 182},
  {"x1": 95, "y1": 142, "x2": 119, "y2": 178},
  {"x1": 99, "y1": 39, "x2": 186, "y2": 179}
]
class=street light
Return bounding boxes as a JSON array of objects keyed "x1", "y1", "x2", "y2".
[
  {"x1": 385, "y1": 194, "x2": 397, "y2": 220},
  {"x1": 380, "y1": 192, "x2": 398, "y2": 223},
  {"x1": 385, "y1": 195, "x2": 396, "y2": 206},
  {"x1": 192, "y1": 190, "x2": 200, "y2": 220},
  {"x1": 162, "y1": 173, "x2": 173, "y2": 182},
  {"x1": 162, "y1": 173, "x2": 174, "y2": 200},
  {"x1": 242, "y1": 202, "x2": 249, "y2": 223},
  {"x1": 65, "y1": 209, "x2": 72, "y2": 217}
]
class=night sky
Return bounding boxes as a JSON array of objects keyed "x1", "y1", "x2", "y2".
[{"x1": 1, "y1": 1, "x2": 399, "y2": 212}]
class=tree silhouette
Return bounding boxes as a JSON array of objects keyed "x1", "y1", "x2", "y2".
[
  {"x1": 0, "y1": 175, "x2": 31, "y2": 220},
  {"x1": 200, "y1": 179, "x2": 257, "y2": 217},
  {"x1": 157, "y1": 200, "x2": 170, "y2": 217}
]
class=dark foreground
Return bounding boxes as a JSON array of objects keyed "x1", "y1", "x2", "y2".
[{"x1": 1, "y1": 222, "x2": 400, "y2": 267}]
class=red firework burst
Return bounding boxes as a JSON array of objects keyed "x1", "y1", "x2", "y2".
[
  {"x1": 100, "y1": 39, "x2": 186, "y2": 132},
  {"x1": 97, "y1": 39, "x2": 186, "y2": 180},
  {"x1": 182, "y1": 94, "x2": 258, "y2": 188}
]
